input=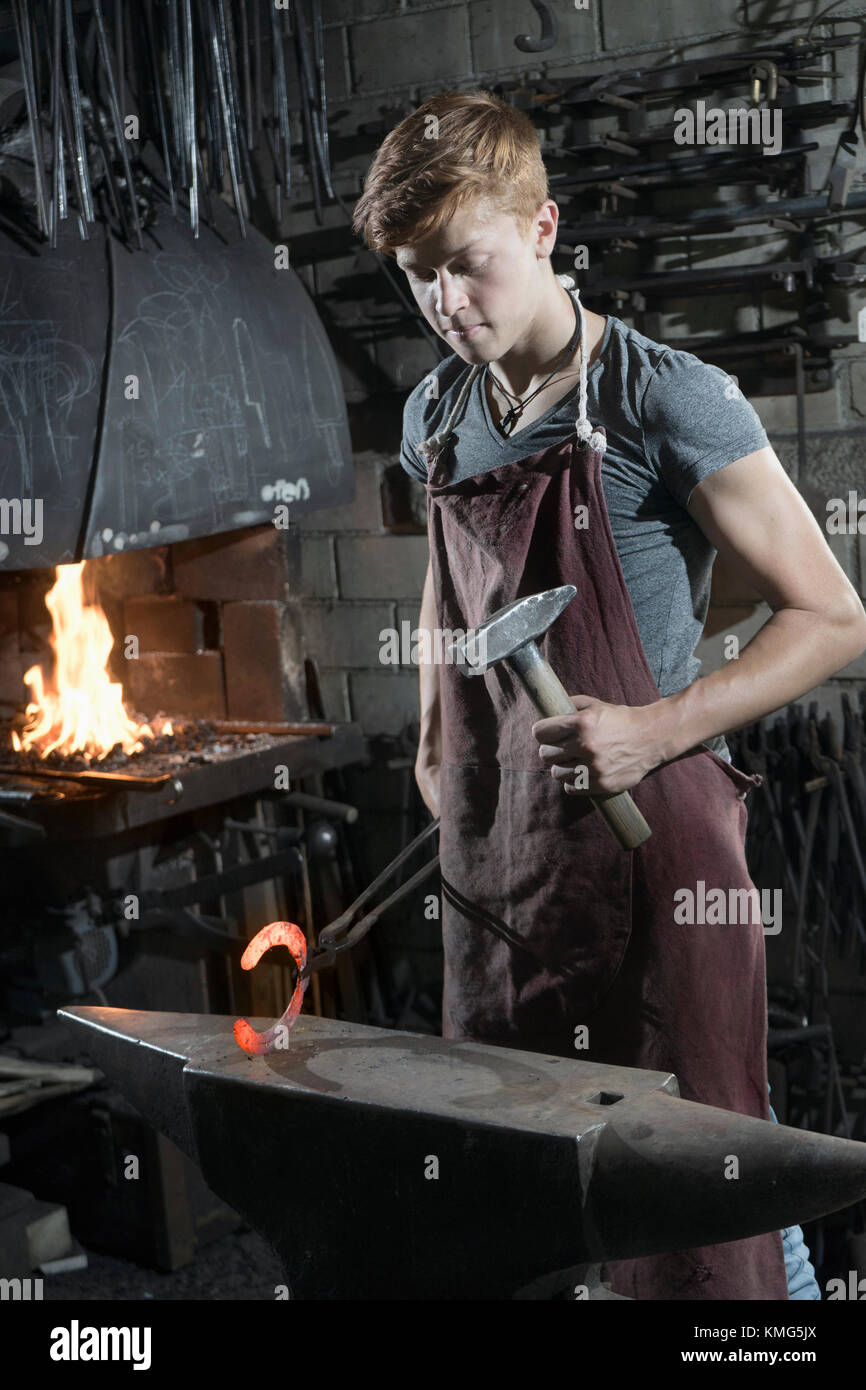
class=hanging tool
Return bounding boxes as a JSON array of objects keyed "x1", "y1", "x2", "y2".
[
  {"x1": 182, "y1": 0, "x2": 198, "y2": 236},
  {"x1": 58, "y1": 80, "x2": 88, "y2": 237},
  {"x1": 253, "y1": 0, "x2": 263, "y2": 135},
  {"x1": 50, "y1": 0, "x2": 64, "y2": 246},
  {"x1": 12, "y1": 0, "x2": 50, "y2": 237},
  {"x1": 206, "y1": 0, "x2": 245, "y2": 236},
  {"x1": 74, "y1": 16, "x2": 131, "y2": 242},
  {"x1": 312, "y1": 0, "x2": 332, "y2": 194},
  {"x1": 220, "y1": 0, "x2": 257, "y2": 198},
  {"x1": 238, "y1": 0, "x2": 253, "y2": 150},
  {"x1": 514, "y1": 0, "x2": 557, "y2": 54},
  {"x1": 91, "y1": 0, "x2": 142, "y2": 246},
  {"x1": 268, "y1": 0, "x2": 291, "y2": 220},
  {"x1": 62, "y1": 0, "x2": 94, "y2": 223},
  {"x1": 142, "y1": 0, "x2": 177, "y2": 216},
  {"x1": 293, "y1": 0, "x2": 334, "y2": 224},
  {"x1": 294, "y1": 0, "x2": 334, "y2": 214},
  {"x1": 166, "y1": 0, "x2": 185, "y2": 183}
]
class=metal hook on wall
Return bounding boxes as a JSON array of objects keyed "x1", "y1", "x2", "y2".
[{"x1": 514, "y1": 0, "x2": 558, "y2": 54}]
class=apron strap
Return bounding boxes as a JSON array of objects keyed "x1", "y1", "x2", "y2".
[{"x1": 415, "y1": 363, "x2": 484, "y2": 470}]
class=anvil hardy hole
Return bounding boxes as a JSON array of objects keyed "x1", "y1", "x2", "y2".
[{"x1": 587, "y1": 1090, "x2": 625, "y2": 1106}]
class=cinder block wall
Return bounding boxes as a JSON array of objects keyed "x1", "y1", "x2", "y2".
[
  {"x1": 266, "y1": 0, "x2": 866, "y2": 737},
  {"x1": 90, "y1": 530, "x2": 308, "y2": 724},
  {"x1": 291, "y1": 455, "x2": 429, "y2": 733}
]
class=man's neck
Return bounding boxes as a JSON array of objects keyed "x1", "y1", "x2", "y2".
[{"x1": 489, "y1": 276, "x2": 579, "y2": 398}]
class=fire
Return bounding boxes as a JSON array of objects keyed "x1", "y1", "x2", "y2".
[{"x1": 11, "y1": 560, "x2": 172, "y2": 762}]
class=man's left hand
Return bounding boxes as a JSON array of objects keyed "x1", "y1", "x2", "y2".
[{"x1": 532, "y1": 696, "x2": 661, "y2": 795}]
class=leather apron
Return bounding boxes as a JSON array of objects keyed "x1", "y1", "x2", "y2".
[{"x1": 421, "y1": 349, "x2": 788, "y2": 1301}]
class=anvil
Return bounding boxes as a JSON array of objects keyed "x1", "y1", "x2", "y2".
[{"x1": 59, "y1": 1006, "x2": 866, "y2": 1300}]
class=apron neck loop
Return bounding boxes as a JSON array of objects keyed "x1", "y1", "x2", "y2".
[
  {"x1": 416, "y1": 274, "x2": 606, "y2": 473},
  {"x1": 556, "y1": 273, "x2": 606, "y2": 456}
]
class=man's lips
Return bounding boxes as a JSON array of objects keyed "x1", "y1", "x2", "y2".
[{"x1": 447, "y1": 324, "x2": 485, "y2": 339}]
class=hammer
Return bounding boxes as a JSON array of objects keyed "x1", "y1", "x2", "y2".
[{"x1": 451, "y1": 584, "x2": 652, "y2": 850}]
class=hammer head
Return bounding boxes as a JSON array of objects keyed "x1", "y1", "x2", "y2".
[{"x1": 451, "y1": 585, "x2": 576, "y2": 675}]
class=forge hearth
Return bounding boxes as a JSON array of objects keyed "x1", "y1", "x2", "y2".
[
  {"x1": 0, "y1": 716, "x2": 343, "y2": 779},
  {"x1": 0, "y1": 721, "x2": 364, "y2": 841},
  {"x1": 2, "y1": 716, "x2": 223, "y2": 777}
]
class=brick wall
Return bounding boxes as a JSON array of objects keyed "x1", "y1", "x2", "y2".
[
  {"x1": 288, "y1": 451, "x2": 427, "y2": 732},
  {"x1": 112, "y1": 528, "x2": 308, "y2": 724}
]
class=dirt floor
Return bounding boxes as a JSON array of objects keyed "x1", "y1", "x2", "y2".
[{"x1": 40, "y1": 1225, "x2": 286, "y2": 1301}]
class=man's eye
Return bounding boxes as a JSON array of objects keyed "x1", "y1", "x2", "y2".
[{"x1": 407, "y1": 264, "x2": 486, "y2": 281}]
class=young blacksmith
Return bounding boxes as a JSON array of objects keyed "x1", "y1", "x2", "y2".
[{"x1": 352, "y1": 89, "x2": 866, "y2": 1301}]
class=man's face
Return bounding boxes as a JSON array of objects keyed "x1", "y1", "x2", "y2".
[{"x1": 395, "y1": 198, "x2": 554, "y2": 363}]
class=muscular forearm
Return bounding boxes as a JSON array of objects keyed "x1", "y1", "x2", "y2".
[{"x1": 648, "y1": 601, "x2": 866, "y2": 764}]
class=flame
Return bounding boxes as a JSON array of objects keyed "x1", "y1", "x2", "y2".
[{"x1": 11, "y1": 560, "x2": 173, "y2": 762}]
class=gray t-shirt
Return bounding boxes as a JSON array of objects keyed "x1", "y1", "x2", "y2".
[{"x1": 401, "y1": 314, "x2": 770, "y2": 759}]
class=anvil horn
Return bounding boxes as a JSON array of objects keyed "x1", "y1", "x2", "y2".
[{"x1": 58, "y1": 1006, "x2": 866, "y2": 1299}]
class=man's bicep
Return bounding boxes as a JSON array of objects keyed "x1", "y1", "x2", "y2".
[
  {"x1": 687, "y1": 446, "x2": 855, "y2": 615},
  {"x1": 644, "y1": 354, "x2": 769, "y2": 507}
]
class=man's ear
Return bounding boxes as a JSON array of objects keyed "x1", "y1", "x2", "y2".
[{"x1": 533, "y1": 198, "x2": 559, "y2": 256}]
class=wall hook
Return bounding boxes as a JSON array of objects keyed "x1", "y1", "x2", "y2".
[{"x1": 514, "y1": 0, "x2": 558, "y2": 53}]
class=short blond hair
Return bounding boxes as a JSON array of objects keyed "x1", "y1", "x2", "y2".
[{"x1": 352, "y1": 88, "x2": 549, "y2": 257}]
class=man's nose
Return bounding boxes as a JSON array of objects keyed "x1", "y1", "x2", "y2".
[{"x1": 435, "y1": 275, "x2": 470, "y2": 321}]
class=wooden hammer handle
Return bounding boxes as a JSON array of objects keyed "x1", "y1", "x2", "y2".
[{"x1": 510, "y1": 645, "x2": 652, "y2": 851}]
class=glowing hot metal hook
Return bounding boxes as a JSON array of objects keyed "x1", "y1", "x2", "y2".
[{"x1": 233, "y1": 920, "x2": 310, "y2": 1054}]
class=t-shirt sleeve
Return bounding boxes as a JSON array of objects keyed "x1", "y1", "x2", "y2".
[
  {"x1": 642, "y1": 351, "x2": 770, "y2": 507},
  {"x1": 400, "y1": 434, "x2": 427, "y2": 482},
  {"x1": 400, "y1": 388, "x2": 430, "y2": 483}
]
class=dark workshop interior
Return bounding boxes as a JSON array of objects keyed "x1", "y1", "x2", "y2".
[{"x1": 2, "y1": 0, "x2": 866, "y2": 1326}]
